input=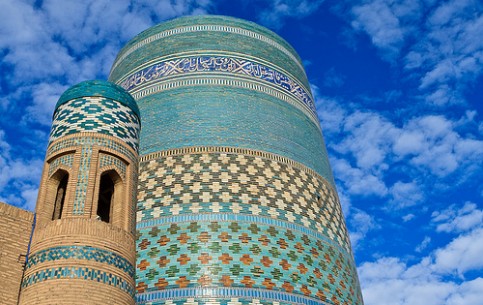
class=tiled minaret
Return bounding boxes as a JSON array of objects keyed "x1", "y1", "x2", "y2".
[
  {"x1": 19, "y1": 81, "x2": 141, "y2": 304},
  {"x1": 110, "y1": 16, "x2": 363, "y2": 305}
]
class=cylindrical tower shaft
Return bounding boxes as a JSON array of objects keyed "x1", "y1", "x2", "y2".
[
  {"x1": 110, "y1": 15, "x2": 363, "y2": 305},
  {"x1": 19, "y1": 81, "x2": 141, "y2": 305}
]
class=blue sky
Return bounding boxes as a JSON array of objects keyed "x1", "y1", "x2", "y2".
[{"x1": 1, "y1": 0, "x2": 482, "y2": 303}]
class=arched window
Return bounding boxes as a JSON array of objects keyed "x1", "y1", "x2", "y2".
[
  {"x1": 52, "y1": 173, "x2": 68, "y2": 220},
  {"x1": 97, "y1": 173, "x2": 115, "y2": 223}
]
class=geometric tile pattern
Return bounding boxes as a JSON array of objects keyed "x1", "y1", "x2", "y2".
[
  {"x1": 73, "y1": 145, "x2": 92, "y2": 215},
  {"x1": 138, "y1": 214, "x2": 342, "y2": 253},
  {"x1": 137, "y1": 151, "x2": 350, "y2": 250},
  {"x1": 26, "y1": 245, "x2": 135, "y2": 277},
  {"x1": 99, "y1": 153, "x2": 127, "y2": 179},
  {"x1": 49, "y1": 96, "x2": 140, "y2": 151},
  {"x1": 136, "y1": 150, "x2": 362, "y2": 305},
  {"x1": 137, "y1": 297, "x2": 312, "y2": 305},
  {"x1": 21, "y1": 266, "x2": 135, "y2": 297},
  {"x1": 136, "y1": 220, "x2": 362, "y2": 305},
  {"x1": 119, "y1": 55, "x2": 315, "y2": 115},
  {"x1": 138, "y1": 291, "x2": 327, "y2": 305},
  {"x1": 48, "y1": 153, "x2": 74, "y2": 176}
]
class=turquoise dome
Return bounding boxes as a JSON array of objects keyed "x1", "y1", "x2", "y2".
[{"x1": 55, "y1": 80, "x2": 140, "y2": 118}]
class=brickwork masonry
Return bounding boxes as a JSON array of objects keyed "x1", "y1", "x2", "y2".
[{"x1": 0, "y1": 202, "x2": 34, "y2": 305}]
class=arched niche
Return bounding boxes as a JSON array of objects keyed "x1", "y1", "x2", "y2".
[
  {"x1": 95, "y1": 169, "x2": 126, "y2": 229},
  {"x1": 37, "y1": 168, "x2": 71, "y2": 225}
]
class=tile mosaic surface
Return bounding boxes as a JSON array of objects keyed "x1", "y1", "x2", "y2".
[
  {"x1": 136, "y1": 150, "x2": 363, "y2": 305},
  {"x1": 48, "y1": 153, "x2": 74, "y2": 176},
  {"x1": 73, "y1": 145, "x2": 93, "y2": 214},
  {"x1": 137, "y1": 151, "x2": 348, "y2": 250},
  {"x1": 119, "y1": 55, "x2": 315, "y2": 115},
  {"x1": 138, "y1": 297, "x2": 329, "y2": 305},
  {"x1": 49, "y1": 96, "x2": 140, "y2": 151},
  {"x1": 99, "y1": 153, "x2": 128, "y2": 179},
  {"x1": 26, "y1": 245, "x2": 135, "y2": 277},
  {"x1": 136, "y1": 86, "x2": 333, "y2": 184},
  {"x1": 47, "y1": 135, "x2": 138, "y2": 216},
  {"x1": 22, "y1": 266, "x2": 135, "y2": 297},
  {"x1": 109, "y1": 16, "x2": 308, "y2": 90}
]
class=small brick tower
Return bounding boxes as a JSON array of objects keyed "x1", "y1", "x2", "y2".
[{"x1": 19, "y1": 80, "x2": 141, "y2": 304}]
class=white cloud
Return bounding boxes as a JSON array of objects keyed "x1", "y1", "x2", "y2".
[
  {"x1": 348, "y1": 208, "x2": 379, "y2": 248},
  {"x1": 389, "y1": 181, "x2": 423, "y2": 208},
  {"x1": 446, "y1": 278, "x2": 483, "y2": 305},
  {"x1": 432, "y1": 202, "x2": 483, "y2": 233},
  {"x1": 318, "y1": 93, "x2": 482, "y2": 209},
  {"x1": 23, "y1": 82, "x2": 68, "y2": 126},
  {"x1": 20, "y1": 187, "x2": 39, "y2": 211},
  {"x1": 258, "y1": 0, "x2": 324, "y2": 29},
  {"x1": 331, "y1": 157, "x2": 388, "y2": 196},
  {"x1": 402, "y1": 213, "x2": 415, "y2": 222},
  {"x1": 432, "y1": 227, "x2": 483, "y2": 275},
  {"x1": 360, "y1": 258, "x2": 457, "y2": 305},
  {"x1": 350, "y1": 0, "x2": 421, "y2": 58},
  {"x1": 0, "y1": 129, "x2": 43, "y2": 210},
  {"x1": 395, "y1": 115, "x2": 483, "y2": 177},
  {"x1": 360, "y1": 248, "x2": 483, "y2": 305},
  {"x1": 335, "y1": 111, "x2": 398, "y2": 170},
  {"x1": 346, "y1": 0, "x2": 483, "y2": 106},
  {"x1": 415, "y1": 236, "x2": 431, "y2": 253}
]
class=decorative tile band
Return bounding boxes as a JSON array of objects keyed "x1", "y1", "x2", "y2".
[
  {"x1": 26, "y1": 245, "x2": 135, "y2": 277},
  {"x1": 48, "y1": 135, "x2": 137, "y2": 163},
  {"x1": 136, "y1": 213, "x2": 347, "y2": 256},
  {"x1": 48, "y1": 153, "x2": 74, "y2": 176},
  {"x1": 139, "y1": 146, "x2": 330, "y2": 188},
  {"x1": 136, "y1": 288, "x2": 329, "y2": 305},
  {"x1": 138, "y1": 202, "x2": 348, "y2": 252},
  {"x1": 49, "y1": 96, "x2": 141, "y2": 151},
  {"x1": 130, "y1": 75, "x2": 320, "y2": 128},
  {"x1": 139, "y1": 298, "x2": 297, "y2": 305},
  {"x1": 135, "y1": 219, "x2": 360, "y2": 304},
  {"x1": 119, "y1": 56, "x2": 315, "y2": 116},
  {"x1": 112, "y1": 24, "x2": 303, "y2": 73},
  {"x1": 137, "y1": 152, "x2": 348, "y2": 250},
  {"x1": 73, "y1": 145, "x2": 92, "y2": 215},
  {"x1": 22, "y1": 266, "x2": 135, "y2": 297}
]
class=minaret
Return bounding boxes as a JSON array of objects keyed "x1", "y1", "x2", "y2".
[
  {"x1": 110, "y1": 16, "x2": 363, "y2": 305},
  {"x1": 19, "y1": 80, "x2": 141, "y2": 305}
]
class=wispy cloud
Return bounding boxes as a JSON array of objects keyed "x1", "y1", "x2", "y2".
[
  {"x1": 360, "y1": 256, "x2": 483, "y2": 305},
  {"x1": 316, "y1": 93, "x2": 482, "y2": 210},
  {"x1": 350, "y1": 0, "x2": 420, "y2": 59},
  {"x1": 432, "y1": 202, "x2": 483, "y2": 233},
  {"x1": 359, "y1": 197, "x2": 483, "y2": 303},
  {"x1": 348, "y1": 208, "x2": 380, "y2": 249},
  {"x1": 0, "y1": 130, "x2": 42, "y2": 210},
  {"x1": 257, "y1": 0, "x2": 324, "y2": 29},
  {"x1": 345, "y1": 0, "x2": 483, "y2": 106}
]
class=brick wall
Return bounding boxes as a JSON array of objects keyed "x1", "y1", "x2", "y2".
[{"x1": 0, "y1": 202, "x2": 34, "y2": 305}]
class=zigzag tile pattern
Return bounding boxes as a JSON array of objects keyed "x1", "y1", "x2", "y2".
[{"x1": 49, "y1": 96, "x2": 140, "y2": 151}]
